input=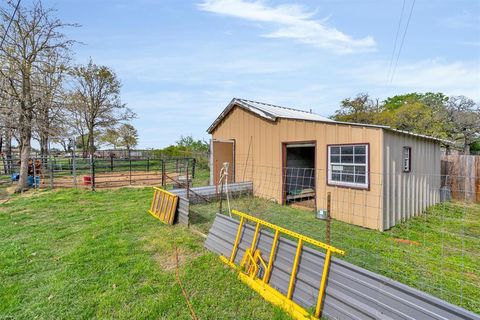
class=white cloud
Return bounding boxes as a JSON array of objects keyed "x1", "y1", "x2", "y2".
[
  {"x1": 348, "y1": 59, "x2": 480, "y2": 100},
  {"x1": 198, "y1": 0, "x2": 375, "y2": 53}
]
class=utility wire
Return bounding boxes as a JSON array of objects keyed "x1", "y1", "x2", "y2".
[
  {"x1": 390, "y1": 0, "x2": 416, "y2": 84},
  {"x1": 0, "y1": 0, "x2": 21, "y2": 50},
  {"x1": 388, "y1": 0, "x2": 406, "y2": 82}
]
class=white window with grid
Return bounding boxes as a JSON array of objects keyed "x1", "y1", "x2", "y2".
[{"x1": 327, "y1": 144, "x2": 369, "y2": 189}]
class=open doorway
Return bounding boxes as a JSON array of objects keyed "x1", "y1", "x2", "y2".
[{"x1": 282, "y1": 142, "x2": 316, "y2": 209}]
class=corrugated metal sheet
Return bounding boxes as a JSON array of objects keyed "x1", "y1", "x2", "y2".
[
  {"x1": 207, "y1": 98, "x2": 333, "y2": 133},
  {"x1": 170, "y1": 181, "x2": 253, "y2": 205},
  {"x1": 176, "y1": 196, "x2": 189, "y2": 226},
  {"x1": 383, "y1": 131, "x2": 442, "y2": 230},
  {"x1": 205, "y1": 214, "x2": 480, "y2": 320}
]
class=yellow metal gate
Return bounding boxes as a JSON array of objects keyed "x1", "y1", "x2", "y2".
[
  {"x1": 148, "y1": 187, "x2": 179, "y2": 225},
  {"x1": 220, "y1": 210, "x2": 345, "y2": 320}
]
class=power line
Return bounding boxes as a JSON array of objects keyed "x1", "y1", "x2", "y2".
[
  {"x1": 0, "y1": 0, "x2": 21, "y2": 50},
  {"x1": 390, "y1": 0, "x2": 416, "y2": 84},
  {"x1": 388, "y1": 0, "x2": 406, "y2": 82}
]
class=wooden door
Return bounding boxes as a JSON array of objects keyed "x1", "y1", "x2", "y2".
[{"x1": 213, "y1": 140, "x2": 235, "y2": 186}]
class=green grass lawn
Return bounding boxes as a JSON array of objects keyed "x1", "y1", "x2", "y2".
[
  {"x1": 190, "y1": 198, "x2": 480, "y2": 314},
  {"x1": 0, "y1": 188, "x2": 290, "y2": 320}
]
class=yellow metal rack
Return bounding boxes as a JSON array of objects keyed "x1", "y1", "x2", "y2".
[
  {"x1": 148, "y1": 187, "x2": 179, "y2": 225},
  {"x1": 220, "y1": 210, "x2": 345, "y2": 320}
]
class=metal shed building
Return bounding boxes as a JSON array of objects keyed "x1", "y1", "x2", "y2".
[{"x1": 208, "y1": 98, "x2": 442, "y2": 231}]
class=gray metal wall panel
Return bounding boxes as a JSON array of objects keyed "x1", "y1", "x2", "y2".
[
  {"x1": 382, "y1": 132, "x2": 441, "y2": 230},
  {"x1": 205, "y1": 214, "x2": 479, "y2": 320},
  {"x1": 176, "y1": 197, "x2": 189, "y2": 225},
  {"x1": 171, "y1": 181, "x2": 253, "y2": 204}
]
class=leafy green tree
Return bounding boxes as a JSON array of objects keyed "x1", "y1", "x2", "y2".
[
  {"x1": 176, "y1": 135, "x2": 209, "y2": 153},
  {"x1": 100, "y1": 129, "x2": 121, "y2": 149},
  {"x1": 118, "y1": 124, "x2": 138, "y2": 151},
  {"x1": 331, "y1": 93, "x2": 381, "y2": 124}
]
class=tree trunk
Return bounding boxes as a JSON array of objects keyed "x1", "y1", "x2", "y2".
[
  {"x1": 464, "y1": 140, "x2": 470, "y2": 155},
  {"x1": 40, "y1": 133, "x2": 48, "y2": 161},
  {"x1": 16, "y1": 122, "x2": 32, "y2": 193},
  {"x1": 88, "y1": 128, "x2": 95, "y2": 156}
]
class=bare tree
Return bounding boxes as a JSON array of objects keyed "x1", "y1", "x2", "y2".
[
  {"x1": 446, "y1": 96, "x2": 480, "y2": 154},
  {"x1": 0, "y1": 1, "x2": 75, "y2": 192},
  {"x1": 33, "y1": 50, "x2": 69, "y2": 160},
  {"x1": 69, "y1": 59, "x2": 135, "y2": 155}
]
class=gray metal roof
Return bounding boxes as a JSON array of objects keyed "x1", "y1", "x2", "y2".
[
  {"x1": 207, "y1": 98, "x2": 334, "y2": 133},
  {"x1": 206, "y1": 98, "x2": 451, "y2": 144}
]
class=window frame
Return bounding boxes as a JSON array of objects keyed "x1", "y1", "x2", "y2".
[
  {"x1": 402, "y1": 146, "x2": 412, "y2": 173},
  {"x1": 327, "y1": 143, "x2": 370, "y2": 190}
]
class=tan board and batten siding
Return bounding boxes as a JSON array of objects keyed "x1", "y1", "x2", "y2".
[
  {"x1": 211, "y1": 105, "x2": 384, "y2": 230},
  {"x1": 211, "y1": 105, "x2": 441, "y2": 231},
  {"x1": 383, "y1": 131, "x2": 441, "y2": 229}
]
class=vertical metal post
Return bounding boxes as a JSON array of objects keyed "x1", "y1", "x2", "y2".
[
  {"x1": 326, "y1": 192, "x2": 331, "y2": 245},
  {"x1": 192, "y1": 158, "x2": 196, "y2": 179},
  {"x1": 229, "y1": 217, "x2": 245, "y2": 264},
  {"x1": 186, "y1": 161, "x2": 190, "y2": 199},
  {"x1": 72, "y1": 140, "x2": 77, "y2": 188},
  {"x1": 263, "y1": 229, "x2": 279, "y2": 283},
  {"x1": 110, "y1": 155, "x2": 114, "y2": 172},
  {"x1": 32, "y1": 156, "x2": 36, "y2": 189},
  {"x1": 161, "y1": 159, "x2": 165, "y2": 187},
  {"x1": 90, "y1": 154, "x2": 95, "y2": 191},
  {"x1": 147, "y1": 157, "x2": 150, "y2": 172},
  {"x1": 129, "y1": 158, "x2": 132, "y2": 185},
  {"x1": 49, "y1": 156, "x2": 54, "y2": 189},
  {"x1": 315, "y1": 249, "x2": 332, "y2": 318},
  {"x1": 287, "y1": 238, "x2": 303, "y2": 299}
]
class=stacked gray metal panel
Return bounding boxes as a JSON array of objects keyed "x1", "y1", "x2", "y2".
[
  {"x1": 175, "y1": 196, "x2": 189, "y2": 226},
  {"x1": 205, "y1": 214, "x2": 480, "y2": 320},
  {"x1": 170, "y1": 181, "x2": 253, "y2": 204}
]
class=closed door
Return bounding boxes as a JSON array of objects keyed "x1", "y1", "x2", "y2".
[{"x1": 213, "y1": 140, "x2": 235, "y2": 185}]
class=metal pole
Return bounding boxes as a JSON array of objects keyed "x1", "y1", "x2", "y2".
[
  {"x1": 71, "y1": 139, "x2": 77, "y2": 188},
  {"x1": 110, "y1": 154, "x2": 114, "y2": 172},
  {"x1": 161, "y1": 159, "x2": 165, "y2": 187},
  {"x1": 49, "y1": 156, "x2": 54, "y2": 189},
  {"x1": 129, "y1": 158, "x2": 132, "y2": 185},
  {"x1": 192, "y1": 158, "x2": 196, "y2": 179},
  {"x1": 90, "y1": 154, "x2": 95, "y2": 191},
  {"x1": 32, "y1": 156, "x2": 36, "y2": 189},
  {"x1": 326, "y1": 192, "x2": 331, "y2": 245},
  {"x1": 147, "y1": 157, "x2": 150, "y2": 172},
  {"x1": 186, "y1": 161, "x2": 190, "y2": 200}
]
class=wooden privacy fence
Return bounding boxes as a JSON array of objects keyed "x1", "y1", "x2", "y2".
[{"x1": 441, "y1": 155, "x2": 480, "y2": 203}]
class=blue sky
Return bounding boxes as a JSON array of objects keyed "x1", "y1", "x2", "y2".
[{"x1": 43, "y1": 0, "x2": 480, "y2": 148}]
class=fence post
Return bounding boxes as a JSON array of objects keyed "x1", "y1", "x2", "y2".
[
  {"x1": 326, "y1": 192, "x2": 331, "y2": 245},
  {"x1": 110, "y1": 155, "x2": 114, "y2": 172},
  {"x1": 147, "y1": 157, "x2": 150, "y2": 172},
  {"x1": 192, "y1": 158, "x2": 196, "y2": 179},
  {"x1": 186, "y1": 161, "x2": 190, "y2": 200},
  {"x1": 90, "y1": 154, "x2": 95, "y2": 191},
  {"x1": 72, "y1": 141, "x2": 77, "y2": 188},
  {"x1": 49, "y1": 156, "x2": 54, "y2": 189},
  {"x1": 129, "y1": 158, "x2": 132, "y2": 185},
  {"x1": 161, "y1": 159, "x2": 165, "y2": 187},
  {"x1": 33, "y1": 156, "x2": 36, "y2": 189}
]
